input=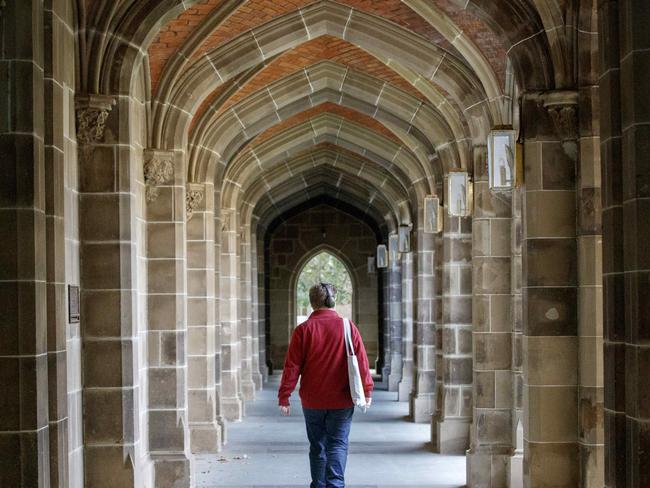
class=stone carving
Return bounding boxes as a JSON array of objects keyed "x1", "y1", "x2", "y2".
[
  {"x1": 75, "y1": 95, "x2": 116, "y2": 144},
  {"x1": 144, "y1": 156, "x2": 174, "y2": 202},
  {"x1": 186, "y1": 188, "x2": 204, "y2": 220},
  {"x1": 541, "y1": 91, "x2": 578, "y2": 141}
]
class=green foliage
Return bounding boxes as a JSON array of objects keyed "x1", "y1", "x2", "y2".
[{"x1": 296, "y1": 252, "x2": 352, "y2": 315}]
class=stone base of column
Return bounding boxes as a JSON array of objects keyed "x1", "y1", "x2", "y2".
[
  {"x1": 387, "y1": 371, "x2": 401, "y2": 392},
  {"x1": 241, "y1": 379, "x2": 256, "y2": 401},
  {"x1": 510, "y1": 451, "x2": 523, "y2": 488},
  {"x1": 151, "y1": 455, "x2": 191, "y2": 488},
  {"x1": 222, "y1": 397, "x2": 244, "y2": 421},
  {"x1": 216, "y1": 415, "x2": 228, "y2": 445},
  {"x1": 410, "y1": 393, "x2": 435, "y2": 423},
  {"x1": 252, "y1": 372, "x2": 264, "y2": 390},
  {"x1": 398, "y1": 378, "x2": 413, "y2": 402},
  {"x1": 466, "y1": 449, "x2": 512, "y2": 488},
  {"x1": 189, "y1": 423, "x2": 222, "y2": 454},
  {"x1": 432, "y1": 418, "x2": 470, "y2": 454}
]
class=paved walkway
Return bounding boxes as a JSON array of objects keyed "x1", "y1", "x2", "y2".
[{"x1": 194, "y1": 376, "x2": 466, "y2": 487}]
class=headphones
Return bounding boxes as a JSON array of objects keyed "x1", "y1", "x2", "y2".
[{"x1": 320, "y1": 282, "x2": 336, "y2": 308}]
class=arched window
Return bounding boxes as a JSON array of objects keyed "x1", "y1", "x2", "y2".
[{"x1": 296, "y1": 251, "x2": 353, "y2": 324}]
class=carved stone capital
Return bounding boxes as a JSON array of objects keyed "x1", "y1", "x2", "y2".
[
  {"x1": 186, "y1": 184, "x2": 205, "y2": 220},
  {"x1": 144, "y1": 150, "x2": 174, "y2": 202},
  {"x1": 541, "y1": 91, "x2": 578, "y2": 141},
  {"x1": 75, "y1": 95, "x2": 116, "y2": 144}
]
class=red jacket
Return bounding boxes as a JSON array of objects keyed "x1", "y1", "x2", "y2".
[{"x1": 278, "y1": 308, "x2": 374, "y2": 409}]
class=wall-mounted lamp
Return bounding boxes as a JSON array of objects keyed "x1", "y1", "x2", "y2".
[
  {"x1": 376, "y1": 245, "x2": 388, "y2": 269},
  {"x1": 423, "y1": 195, "x2": 443, "y2": 234},
  {"x1": 447, "y1": 170, "x2": 473, "y2": 217},
  {"x1": 488, "y1": 128, "x2": 521, "y2": 191},
  {"x1": 398, "y1": 224, "x2": 412, "y2": 253},
  {"x1": 388, "y1": 233, "x2": 399, "y2": 264},
  {"x1": 367, "y1": 256, "x2": 376, "y2": 274}
]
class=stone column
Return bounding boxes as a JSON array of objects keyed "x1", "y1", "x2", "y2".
[
  {"x1": 0, "y1": 2, "x2": 51, "y2": 484},
  {"x1": 521, "y1": 92, "x2": 580, "y2": 486},
  {"x1": 467, "y1": 147, "x2": 513, "y2": 486},
  {"x1": 77, "y1": 93, "x2": 146, "y2": 486},
  {"x1": 387, "y1": 245, "x2": 403, "y2": 391},
  {"x1": 144, "y1": 149, "x2": 190, "y2": 484},
  {"x1": 577, "y1": 6, "x2": 605, "y2": 485},
  {"x1": 380, "y1": 270, "x2": 391, "y2": 386},
  {"x1": 239, "y1": 224, "x2": 258, "y2": 399},
  {"x1": 432, "y1": 212, "x2": 472, "y2": 454},
  {"x1": 410, "y1": 227, "x2": 437, "y2": 422},
  {"x1": 186, "y1": 182, "x2": 223, "y2": 453},
  {"x1": 256, "y1": 231, "x2": 269, "y2": 381},
  {"x1": 220, "y1": 209, "x2": 244, "y2": 420},
  {"x1": 398, "y1": 252, "x2": 415, "y2": 402},
  {"x1": 600, "y1": 1, "x2": 650, "y2": 486},
  {"x1": 250, "y1": 223, "x2": 264, "y2": 388}
]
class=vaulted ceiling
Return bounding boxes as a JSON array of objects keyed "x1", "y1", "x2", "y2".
[{"x1": 78, "y1": 0, "x2": 579, "y2": 233}]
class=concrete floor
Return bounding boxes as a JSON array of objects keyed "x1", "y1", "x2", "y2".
[{"x1": 194, "y1": 376, "x2": 466, "y2": 487}]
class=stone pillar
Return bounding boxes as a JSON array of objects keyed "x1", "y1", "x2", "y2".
[
  {"x1": 212, "y1": 192, "x2": 227, "y2": 440},
  {"x1": 510, "y1": 186, "x2": 524, "y2": 487},
  {"x1": 0, "y1": 2, "x2": 51, "y2": 484},
  {"x1": 76, "y1": 93, "x2": 145, "y2": 486},
  {"x1": 577, "y1": 5, "x2": 605, "y2": 485},
  {"x1": 186, "y1": 182, "x2": 223, "y2": 453},
  {"x1": 387, "y1": 247, "x2": 403, "y2": 391},
  {"x1": 250, "y1": 223, "x2": 264, "y2": 388},
  {"x1": 466, "y1": 147, "x2": 513, "y2": 486},
  {"x1": 239, "y1": 224, "x2": 259, "y2": 399},
  {"x1": 521, "y1": 92, "x2": 580, "y2": 487},
  {"x1": 256, "y1": 231, "x2": 269, "y2": 381},
  {"x1": 432, "y1": 212, "x2": 472, "y2": 454},
  {"x1": 398, "y1": 252, "x2": 415, "y2": 402},
  {"x1": 380, "y1": 270, "x2": 391, "y2": 386},
  {"x1": 600, "y1": 1, "x2": 650, "y2": 486},
  {"x1": 144, "y1": 149, "x2": 190, "y2": 485},
  {"x1": 220, "y1": 209, "x2": 244, "y2": 420},
  {"x1": 410, "y1": 227, "x2": 437, "y2": 422}
]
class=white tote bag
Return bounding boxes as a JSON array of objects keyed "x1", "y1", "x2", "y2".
[{"x1": 343, "y1": 318, "x2": 368, "y2": 411}]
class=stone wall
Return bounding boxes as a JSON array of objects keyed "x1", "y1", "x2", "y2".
[{"x1": 266, "y1": 204, "x2": 380, "y2": 369}]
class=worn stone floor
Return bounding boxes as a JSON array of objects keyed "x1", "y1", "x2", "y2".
[{"x1": 194, "y1": 375, "x2": 466, "y2": 487}]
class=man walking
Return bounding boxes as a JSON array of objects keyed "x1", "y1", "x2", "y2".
[{"x1": 278, "y1": 282, "x2": 374, "y2": 488}]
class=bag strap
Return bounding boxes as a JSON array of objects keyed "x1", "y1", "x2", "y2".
[{"x1": 343, "y1": 318, "x2": 355, "y2": 356}]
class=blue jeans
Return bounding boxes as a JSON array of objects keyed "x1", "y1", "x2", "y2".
[{"x1": 302, "y1": 407, "x2": 354, "y2": 488}]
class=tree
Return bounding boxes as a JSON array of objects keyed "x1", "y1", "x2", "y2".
[{"x1": 296, "y1": 252, "x2": 352, "y2": 316}]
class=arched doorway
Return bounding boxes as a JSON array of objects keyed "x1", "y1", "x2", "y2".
[{"x1": 295, "y1": 251, "x2": 354, "y2": 324}]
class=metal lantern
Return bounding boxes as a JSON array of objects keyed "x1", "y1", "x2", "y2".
[
  {"x1": 376, "y1": 244, "x2": 388, "y2": 269},
  {"x1": 398, "y1": 224, "x2": 411, "y2": 253},
  {"x1": 388, "y1": 233, "x2": 399, "y2": 264},
  {"x1": 488, "y1": 128, "x2": 517, "y2": 190},
  {"x1": 423, "y1": 195, "x2": 443, "y2": 234},
  {"x1": 447, "y1": 170, "x2": 473, "y2": 217},
  {"x1": 367, "y1": 256, "x2": 376, "y2": 274}
]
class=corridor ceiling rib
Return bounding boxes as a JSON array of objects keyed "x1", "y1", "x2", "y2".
[
  {"x1": 151, "y1": 1, "x2": 501, "y2": 152},
  {"x1": 188, "y1": 62, "x2": 462, "y2": 185},
  {"x1": 237, "y1": 147, "x2": 412, "y2": 228}
]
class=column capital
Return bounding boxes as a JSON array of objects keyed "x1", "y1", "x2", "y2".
[
  {"x1": 75, "y1": 94, "x2": 116, "y2": 144},
  {"x1": 144, "y1": 149, "x2": 174, "y2": 202},
  {"x1": 541, "y1": 90, "x2": 578, "y2": 141},
  {"x1": 186, "y1": 183, "x2": 205, "y2": 220}
]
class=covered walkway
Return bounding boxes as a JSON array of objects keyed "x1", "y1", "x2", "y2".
[{"x1": 195, "y1": 376, "x2": 465, "y2": 487}]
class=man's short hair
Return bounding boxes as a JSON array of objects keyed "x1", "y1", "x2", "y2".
[{"x1": 309, "y1": 283, "x2": 337, "y2": 309}]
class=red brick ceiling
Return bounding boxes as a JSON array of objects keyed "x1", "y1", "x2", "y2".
[{"x1": 148, "y1": 0, "x2": 508, "y2": 98}]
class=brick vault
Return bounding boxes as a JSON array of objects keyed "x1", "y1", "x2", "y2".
[{"x1": 0, "y1": 0, "x2": 647, "y2": 487}]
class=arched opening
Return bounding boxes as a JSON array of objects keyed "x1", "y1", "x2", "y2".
[{"x1": 295, "y1": 251, "x2": 354, "y2": 324}]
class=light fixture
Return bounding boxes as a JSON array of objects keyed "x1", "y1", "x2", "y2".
[
  {"x1": 398, "y1": 224, "x2": 412, "y2": 253},
  {"x1": 388, "y1": 233, "x2": 399, "y2": 264},
  {"x1": 376, "y1": 245, "x2": 388, "y2": 269},
  {"x1": 423, "y1": 195, "x2": 443, "y2": 234},
  {"x1": 367, "y1": 256, "x2": 376, "y2": 274},
  {"x1": 487, "y1": 128, "x2": 519, "y2": 191},
  {"x1": 447, "y1": 170, "x2": 473, "y2": 217}
]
